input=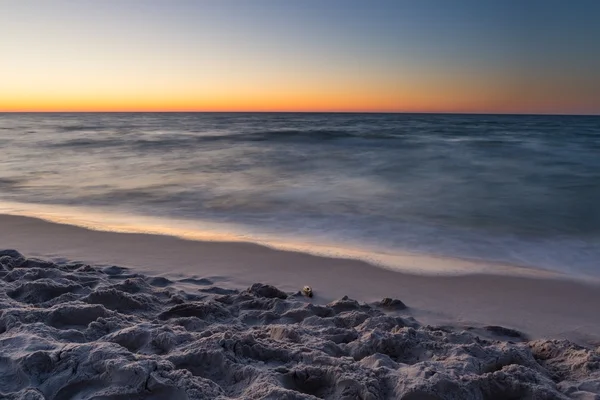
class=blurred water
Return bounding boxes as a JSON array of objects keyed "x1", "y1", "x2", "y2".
[{"x1": 1, "y1": 112, "x2": 599, "y2": 277}]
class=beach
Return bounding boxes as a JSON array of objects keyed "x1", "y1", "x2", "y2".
[
  {"x1": 2, "y1": 214, "x2": 600, "y2": 342},
  {"x1": 3, "y1": 0, "x2": 600, "y2": 397},
  {"x1": 2, "y1": 214, "x2": 600, "y2": 398},
  {"x1": 1, "y1": 112, "x2": 599, "y2": 398}
]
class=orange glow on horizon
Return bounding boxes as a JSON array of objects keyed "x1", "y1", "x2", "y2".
[
  {"x1": 2, "y1": 99, "x2": 595, "y2": 115},
  {"x1": 3, "y1": 83, "x2": 594, "y2": 114},
  {"x1": 2, "y1": 64, "x2": 597, "y2": 115},
  {"x1": 2, "y1": 73, "x2": 596, "y2": 115}
]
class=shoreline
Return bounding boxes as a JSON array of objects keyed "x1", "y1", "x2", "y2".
[
  {"x1": 0, "y1": 200, "x2": 586, "y2": 280},
  {"x1": 1, "y1": 213, "x2": 600, "y2": 344}
]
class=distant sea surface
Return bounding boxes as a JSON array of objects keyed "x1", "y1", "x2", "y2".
[{"x1": 1, "y1": 113, "x2": 599, "y2": 278}]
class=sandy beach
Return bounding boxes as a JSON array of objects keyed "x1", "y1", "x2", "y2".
[
  {"x1": 2, "y1": 214, "x2": 600, "y2": 398},
  {"x1": 3, "y1": 1, "x2": 599, "y2": 397},
  {"x1": 2, "y1": 214, "x2": 600, "y2": 344}
]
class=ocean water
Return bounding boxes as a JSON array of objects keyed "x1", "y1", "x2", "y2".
[{"x1": 1, "y1": 113, "x2": 599, "y2": 278}]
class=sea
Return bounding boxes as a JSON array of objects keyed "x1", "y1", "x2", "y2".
[{"x1": 1, "y1": 113, "x2": 599, "y2": 278}]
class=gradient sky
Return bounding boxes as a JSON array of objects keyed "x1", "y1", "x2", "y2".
[{"x1": 1, "y1": 0, "x2": 599, "y2": 114}]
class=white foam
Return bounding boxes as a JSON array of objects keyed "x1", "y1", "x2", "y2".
[{"x1": 0, "y1": 200, "x2": 567, "y2": 279}]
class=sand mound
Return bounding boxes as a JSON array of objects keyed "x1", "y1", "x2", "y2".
[{"x1": 1, "y1": 249, "x2": 599, "y2": 399}]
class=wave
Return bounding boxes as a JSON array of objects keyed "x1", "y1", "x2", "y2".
[
  {"x1": 58, "y1": 125, "x2": 106, "y2": 132},
  {"x1": 45, "y1": 138, "x2": 127, "y2": 148},
  {"x1": 0, "y1": 178, "x2": 23, "y2": 189},
  {"x1": 222, "y1": 129, "x2": 399, "y2": 142},
  {"x1": 42, "y1": 129, "x2": 406, "y2": 151}
]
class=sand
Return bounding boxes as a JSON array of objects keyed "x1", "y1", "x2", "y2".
[
  {"x1": 1, "y1": 214, "x2": 600, "y2": 398},
  {"x1": 1, "y1": 214, "x2": 599, "y2": 344},
  {"x1": 2, "y1": 250, "x2": 600, "y2": 399}
]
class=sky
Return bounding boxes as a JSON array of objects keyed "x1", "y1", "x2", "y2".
[{"x1": 1, "y1": 0, "x2": 599, "y2": 114}]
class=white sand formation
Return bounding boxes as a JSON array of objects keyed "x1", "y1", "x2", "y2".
[{"x1": 1, "y1": 249, "x2": 599, "y2": 399}]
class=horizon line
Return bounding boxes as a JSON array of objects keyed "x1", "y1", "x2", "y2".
[{"x1": 1, "y1": 110, "x2": 599, "y2": 117}]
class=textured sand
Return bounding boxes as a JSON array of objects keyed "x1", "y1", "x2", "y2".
[
  {"x1": 1, "y1": 214, "x2": 600, "y2": 344},
  {"x1": 2, "y1": 249, "x2": 600, "y2": 399}
]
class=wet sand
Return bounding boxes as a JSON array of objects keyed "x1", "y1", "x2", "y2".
[{"x1": 1, "y1": 214, "x2": 599, "y2": 344}]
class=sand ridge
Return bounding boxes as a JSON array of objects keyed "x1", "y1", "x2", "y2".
[{"x1": 1, "y1": 250, "x2": 600, "y2": 399}]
